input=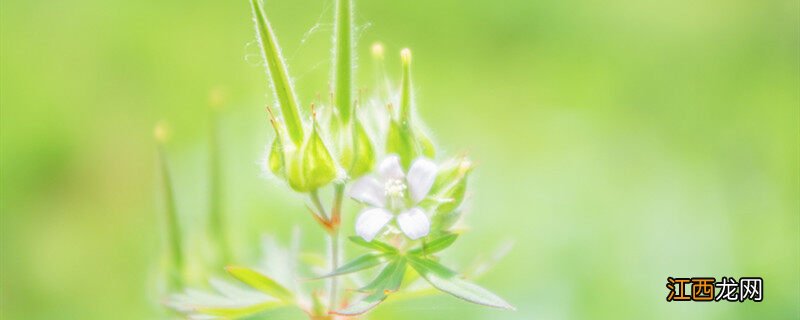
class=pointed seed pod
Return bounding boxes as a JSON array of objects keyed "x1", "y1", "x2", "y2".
[{"x1": 250, "y1": 0, "x2": 305, "y2": 145}]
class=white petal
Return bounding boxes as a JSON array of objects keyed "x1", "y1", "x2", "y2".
[
  {"x1": 348, "y1": 176, "x2": 385, "y2": 207},
  {"x1": 355, "y1": 208, "x2": 393, "y2": 242},
  {"x1": 406, "y1": 157, "x2": 438, "y2": 204},
  {"x1": 378, "y1": 155, "x2": 405, "y2": 180},
  {"x1": 396, "y1": 207, "x2": 430, "y2": 240}
]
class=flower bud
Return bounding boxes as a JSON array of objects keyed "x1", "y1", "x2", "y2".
[
  {"x1": 340, "y1": 117, "x2": 375, "y2": 178},
  {"x1": 300, "y1": 120, "x2": 338, "y2": 191},
  {"x1": 386, "y1": 118, "x2": 418, "y2": 169}
]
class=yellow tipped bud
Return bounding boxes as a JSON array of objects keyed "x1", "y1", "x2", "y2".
[
  {"x1": 371, "y1": 42, "x2": 384, "y2": 60},
  {"x1": 400, "y1": 48, "x2": 412, "y2": 65},
  {"x1": 154, "y1": 121, "x2": 170, "y2": 143}
]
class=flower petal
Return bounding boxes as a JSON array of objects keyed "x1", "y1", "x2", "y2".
[
  {"x1": 349, "y1": 176, "x2": 385, "y2": 207},
  {"x1": 378, "y1": 155, "x2": 404, "y2": 180},
  {"x1": 406, "y1": 157, "x2": 438, "y2": 204},
  {"x1": 396, "y1": 207, "x2": 430, "y2": 240},
  {"x1": 355, "y1": 208, "x2": 393, "y2": 242}
]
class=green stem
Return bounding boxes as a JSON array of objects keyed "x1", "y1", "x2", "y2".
[
  {"x1": 310, "y1": 189, "x2": 329, "y2": 220},
  {"x1": 157, "y1": 144, "x2": 184, "y2": 289},
  {"x1": 333, "y1": 0, "x2": 353, "y2": 123},
  {"x1": 328, "y1": 183, "x2": 345, "y2": 312},
  {"x1": 209, "y1": 111, "x2": 232, "y2": 265}
]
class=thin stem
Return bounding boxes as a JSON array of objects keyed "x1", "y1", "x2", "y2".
[
  {"x1": 209, "y1": 110, "x2": 232, "y2": 265},
  {"x1": 328, "y1": 183, "x2": 345, "y2": 312},
  {"x1": 310, "y1": 189, "x2": 329, "y2": 221},
  {"x1": 157, "y1": 144, "x2": 184, "y2": 289}
]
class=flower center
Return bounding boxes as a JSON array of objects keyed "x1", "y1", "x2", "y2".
[{"x1": 384, "y1": 179, "x2": 407, "y2": 198}]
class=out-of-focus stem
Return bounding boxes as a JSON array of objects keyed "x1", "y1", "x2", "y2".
[
  {"x1": 156, "y1": 141, "x2": 184, "y2": 289},
  {"x1": 209, "y1": 109, "x2": 232, "y2": 266}
]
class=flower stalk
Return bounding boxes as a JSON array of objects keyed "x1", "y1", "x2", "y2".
[
  {"x1": 208, "y1": 93, "x2": 232, "y2": 266},
  {"x1": 154, "y1": 122, "x2": 185, "y2": 290}
]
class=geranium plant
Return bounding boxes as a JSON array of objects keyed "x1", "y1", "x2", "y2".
[{"x1": 158, "y1": 0, "x2": 514, "y2": 318}]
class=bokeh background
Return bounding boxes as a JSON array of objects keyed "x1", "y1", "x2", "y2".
[{"x1": 1, "y1": 0, "x2": 798, "y2": 319}]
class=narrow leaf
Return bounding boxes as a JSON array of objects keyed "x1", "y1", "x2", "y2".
[
  {"x1": 249, "y1": 0, "x2": 304, "y2": 145},
  {"x1": 357, "y1": 257, "x2": 406, "y2": 293},
  {"x1": 316, "y1": 253, "x2": 388, "y2": 278},
  {"x1": 409, "y1": 234, "x2": 458, "y2": 255},
  {"x1": 332, "y1": 258, "x2": 407, "y2": 316},
  {"x1": 348, "y1": 236, "x2": 397, "y2": 253},
  {"x1": 408, "y1": 256, "x2": 514, "y2": 310},
  {"x1": 225, "y1": 266, "x2": 293, "y2": 302},
  {"x1": 195, "y1": 301, "x2": 284, "y2": 318}
]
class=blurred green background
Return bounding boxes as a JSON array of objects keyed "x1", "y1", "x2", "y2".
[{"x1": 1, "y1": 0, "x2": 798, "y2": 319}]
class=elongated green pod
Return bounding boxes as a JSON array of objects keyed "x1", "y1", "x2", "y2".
[
  {"x1": 399, "y1": 48, "x2": 412, "y2": 123},
  {"x1": 333, "y1": 0, "x2": 354, "y2": 123},
  {"x1": 250, "y1": 0, "x2": 304, "y2": 145}
]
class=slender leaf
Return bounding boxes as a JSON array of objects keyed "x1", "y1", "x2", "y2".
[
  {"x1": 195, "y1": 301, "x2": 284, "y2": 318},
  {"x1": 316, "y1": 253, "x2": 388, "y2": 278},
  {"x1": 225, "y1": 266, "x2": 293, "y2": 302},
  {"x1": 348, "y1": 236, "x2": 398, "y2": 253},
  {"x1": 357, "y1": 257, "x2": 406, "y2": 293},
  {"x1": 332, "y1": 258, "x2": 407, "y2": 316},
  {"x1": 409, "y1": 234, "x2": 459, "y2": 255},
  {"x1": 408, "y1": 256, "x2": 514, "y2": 310}
]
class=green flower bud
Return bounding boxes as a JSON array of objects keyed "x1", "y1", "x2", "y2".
[
  {"x1": 386, "y1": 118, "x2": 418, "y2": 169},
  {"x1": 300, "y1": 120, "x2": 338, "y2": 190},
  {"x1": 268, "y1": 138, "x2": 284, "y2": 177},
  {"x1": 429, "y1": 157, "x2": 472, "y2": 195},
  {"x1": 340, "y1": 117, "x2": 375, "y2": 178},
  {"x1": 416, "y1": 128, "x2": 435, "y2": 159}
]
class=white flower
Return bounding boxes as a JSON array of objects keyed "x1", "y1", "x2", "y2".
[{"x1": 349, "y1": 155, "x2": 438, "y2": 241}]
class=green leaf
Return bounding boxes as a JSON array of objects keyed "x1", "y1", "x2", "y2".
[
  {"x1": 407, "y1": 256, "x2": 514, "y2": 310},
  {"x1": 301, "y1": 124, "x2": 337, "y2": 190},
  {"x1": 349, "y1": 236, "x2": 398, "y2": 253},
  {"x1": 249, "y1": 0, "x2": 304, "y2": 145},
  {"x1": 225, "y1": 266, "x2": 294, "y2": 302},
  {"x1": 332, "y1": 258, "x2": 407, "y2": 316},
  {"x1": 358, "y1": 257, "x2": 406, "y2": 293},
  {"x1": 409, "y1": 233, "x2": 459, "y2": 255},
  {"x1": 316, "y1": 253, "x2": 388, "y2": 278},
  {"x1": 195, "y1": 301, "x2": 284, "y2": 318}
]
